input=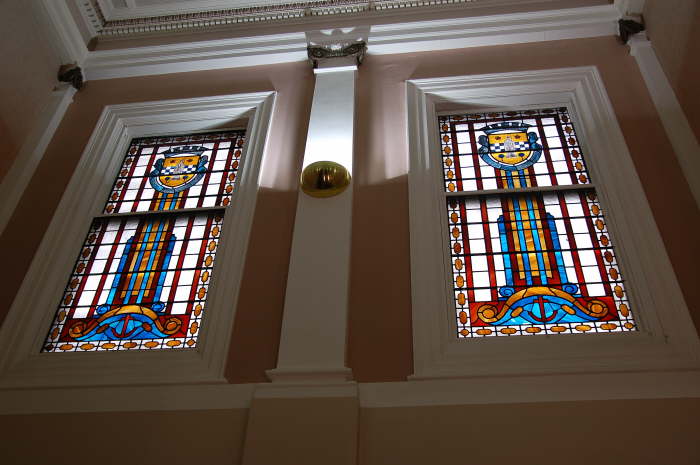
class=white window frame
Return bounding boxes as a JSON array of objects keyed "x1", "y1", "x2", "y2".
[
  {"x1": 0, "y1": 91, "x2": 276, "y2": 389},
  {"x1": 407, "y1": 66, "x2": 700, "y2": 380}
]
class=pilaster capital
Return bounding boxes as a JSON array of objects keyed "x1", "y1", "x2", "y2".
[
  {"x1": 307, "y1": 41, "x2": 367, "y2": 69},
  {"x1": 57, "y1": 63, "x2": 84, "y2": 90},
  {"x1": 618, "y1": 18, "x2": 645, "y2": 44}
]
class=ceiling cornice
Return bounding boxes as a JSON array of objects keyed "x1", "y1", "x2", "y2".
[
  {"x1": 84, "y1": 0, "x2": 479, "y2": 37},
  {"x1": 38, "y1": 2, "x2": 622, "y2": 81},
  {"x1": 77, "y1": 4, "x2": 620, "y2": 80}
]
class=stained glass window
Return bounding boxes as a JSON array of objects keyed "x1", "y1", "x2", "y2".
[
  {"x1": 104, "y1": 131, "x2": 245, "y2": 214},
  {"x1": 439, "y1": 108, "x2": 636, "y2": 338},
  {"x1": 43, "y1": 130, "x2": 245, "y2": 352},
  {"x1": 440, "y1": 108, "x2": 591, "y2": 192}
]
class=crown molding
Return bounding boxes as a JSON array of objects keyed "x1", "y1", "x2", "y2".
[
  {"x1": 34, "y1": 0, "x2": 89, "y2": 65},
  {"x1": 99, "y1": 0, "x2": 465, "y2": 21},
  {"x1": 368, "y1": 4, "x2": 618, "y2": 55},
  {"x1": 1, "y1": 369, "x2": 698, "y2": 414},
  {"x1": 76, "y1": 0, "x2": 104, "y2": 37},
  {"x1": 88, "y1": 0, "x2": 478, "y2": 36},
  {"x1": 87, "y1": 0, "x2": 603, "y2": 36},
  {"x1": 83, "y1": 31, "x2": 309, "y2": 80},
  {"x1": 80, "y1": 4, "x2": 620, "y2": 80}
]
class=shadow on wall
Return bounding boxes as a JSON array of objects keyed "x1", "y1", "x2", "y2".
[
  {"x1": 225, "y1": 186, "x2": 299, "y2": 383},
  {"x1": 348, "y1": 174, "x2": 414, "y2": 382},
  {"x1": 0, "y1": 115, "x2": 17, "y2": 181},
  {"x1": 676, "y1": 3, "x2": 700, "y2": 141}
]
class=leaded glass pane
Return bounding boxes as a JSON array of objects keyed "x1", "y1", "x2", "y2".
[
  {"x1": 43, "y1": 212, "x2": 222, "y2": 352},
  {"x1": 439, "y1": 108, "x2": 590, "y2": 192},
  {"x1": 43, "y1": 129, "x2": 243, "y2": 353},
  {"x1": 448, "y1": 191, "x2": 636, "y2": 338},
  {"x1": 104, "y1": 130, "x2": 245, "y2": 214},
  {"x1": 441, "y1": 106, "x2": 636, "y2": 339}
]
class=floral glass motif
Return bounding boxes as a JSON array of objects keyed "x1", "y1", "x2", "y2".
[
  {"x1": 440, "y1": 108, "x2": 636, "y2": 338},
  {"x1": 43, "y1": 130, "x2": 245, "y2": 352}
]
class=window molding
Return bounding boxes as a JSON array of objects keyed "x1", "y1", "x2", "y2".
[
  {"x1": 407, "y1": 66, "x2": 700, "y2": 381},
  {"x1": 0, "y1": 91, "x2": 276, "y2": 389}
]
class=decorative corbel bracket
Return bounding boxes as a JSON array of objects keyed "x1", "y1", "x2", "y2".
[
  {"x1": 618, "y1": 18, "x2": 645, "y2": 44},
  {"x1": 58, "y1": 64, "x2": 84, "y2": 90},
  {"x1": 307, "y1": 41, "x2": 367, "y2": 68}
]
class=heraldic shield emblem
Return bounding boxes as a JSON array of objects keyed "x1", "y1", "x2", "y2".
[
  {"x1": 477, "y1": 122, "x2": 542, "y2": 171},
  {"x1": 149, "y1": 145, "x2": 209, "y2": 193}
]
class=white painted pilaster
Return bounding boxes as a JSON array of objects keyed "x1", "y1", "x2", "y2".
[
  {"x1": 267, "y1": 62, "x2": 357, "y2": 384},
  {"x1": 629, "y1": 33, "x2": 700, "y2": 207},
  {"x1": 34, "y1": 0, "x2": 89, "y2": 66},
  {"x1": 0, "y1": 85, "x2": 76, "y2": 236},
  {"x1": 614, "y1": 0, "x2": 646, "y2": 16}
]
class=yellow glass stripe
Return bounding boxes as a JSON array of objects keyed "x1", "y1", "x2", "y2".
[
  {"x1": 512, "y1": 175, "x2": 521, "y2": 188},
  {"x1": 531, "y1": 201, "x2": 553, "y2": 278},
  {"x1": 518, "y1": 197, "x2": 540, "y2": 276},
  {"x1": 499, "y1": 171, "x2": 508, "y2": 188},
  {"x1": 144, "y1": 219, "x2": 170, "y2": 296},
  {"x1": 508, "y1": 197, "x2": 525, "y2": 279},
  {"x1": 122, "y1": 225, "x2": 148, "y2": 298},
  {"x1": 131, "y1": 221, "x2": 160, "y2": 297}
]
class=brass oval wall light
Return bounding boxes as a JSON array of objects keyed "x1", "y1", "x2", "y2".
[{"x1": 300, "y1": 160, "x2": 351, "y2": 198}]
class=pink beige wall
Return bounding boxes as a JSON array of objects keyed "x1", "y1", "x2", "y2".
[
  {"x1": 359, "y1": 398, "x2": 700, "y2": 465},
  {"x1": 644, "y1": 0, "x2": 700, "y2": 141},
  {"x1": 0, "y1": 60, "x2": 315, "y2": 384},
  {"x1": 0, "y1": 3, "x2": 62, "y2": 180},
  {"x1": 93, "y1": 0, "x2": 608, "y2": 51},
  {"x1": 1, "y1": 398, "x2": 698, "y2": 465},
  {"x1": 0, "y1": 34, "x2": 699, "y2": 465},
  {"x1": 349, "y1": 35, "x2": 700, "y2": 381},
  {"x1": 1, "y1": 408, "x2": 249, "y2": 465},
  {"x1": 1, "y1": 36, "x2": 698, "y2": 382}
]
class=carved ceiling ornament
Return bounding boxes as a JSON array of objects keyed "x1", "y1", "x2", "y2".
[
  {"x1": 81, "y1": 0, "x2": 476, "y2": 37},
  {"x1": 307, "y1": 41, "x2": 367, "y2": 67},
  {"x1": 618, "y1": 18, "x2": 645, "y2": 44},
  {"x1": 57, "y1": 64, "x2": 84, "y2": 90}
]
